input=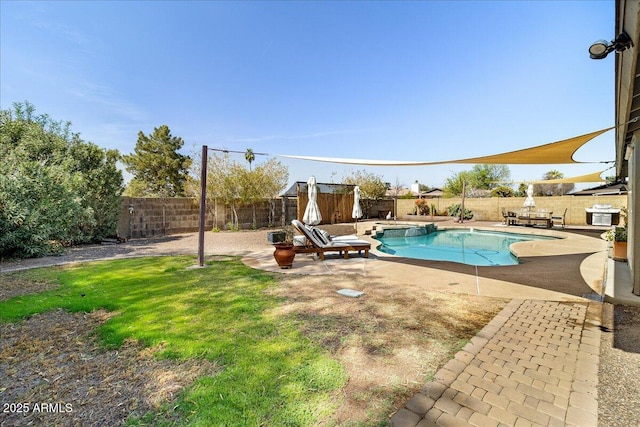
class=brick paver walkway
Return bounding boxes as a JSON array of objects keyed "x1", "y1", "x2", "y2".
[{"x1": 391, "y1": 299, "x2": 602, "y2": 427}]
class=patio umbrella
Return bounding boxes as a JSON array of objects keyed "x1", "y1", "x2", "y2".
[
  {"x1": 523, "y1": 184, "x2": 536, "y2": 210},
  {"x1": 303, "y1": 175, "x2": 322, "y2": 225},
  {"x1": 352, "y1": 186, "x2": 362, "y2": 230}
]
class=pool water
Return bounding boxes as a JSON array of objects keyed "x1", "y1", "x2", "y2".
[{"x1": 375, "y1": 228, "x2": 556, "y2": 266}]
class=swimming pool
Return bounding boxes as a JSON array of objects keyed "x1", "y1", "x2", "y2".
[{"x1": 374, "y1": 228, "x2": 557, "y2": 266}]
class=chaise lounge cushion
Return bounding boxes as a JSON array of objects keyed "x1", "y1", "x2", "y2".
[
  {"x1": 291, "y1": 220, "x2": 370, "y2": 260},
  {"x1": 308, "y1": 225, "x2": 368, "y2": 246}
]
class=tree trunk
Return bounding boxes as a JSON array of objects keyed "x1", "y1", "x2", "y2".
[
  {"x1": 231, "y1": 202, "x2": 239, "y2": 229},
  {"x1": 252, "y1": 203, "x2": 257, "y2": 229}
]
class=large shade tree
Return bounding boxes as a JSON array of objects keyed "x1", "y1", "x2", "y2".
[{"x1": 122, "y1": 125, "x2": 192, "y2": 197}]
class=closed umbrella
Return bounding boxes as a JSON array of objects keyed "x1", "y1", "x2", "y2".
[
  {"x1": 352, "y1": 186, "x2": 362, "y2": 230},
  {"x1": 523, "y1": 184, "x2": 535, "y2": 211},
  {"x1": 303, "y1": 176, "x2": 322, "y2": 225}
]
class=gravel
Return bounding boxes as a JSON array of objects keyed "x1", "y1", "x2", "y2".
[{"x1": 598, "y1": 303, "x2": 640, "y2": 426}]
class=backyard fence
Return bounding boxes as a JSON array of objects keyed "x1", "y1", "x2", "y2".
[
  {"x1": 117, "y1": 194, "x2": 626, "y2": 239},
  {"x1": 395, "y1": 194, "x2": 627, "y2": 226},
  {"x1": 118, "y1": 196, "x2": 290, "y2": 239},
  {"x1": 297, "y1": 192, "x2": 355, "y2": 225}
]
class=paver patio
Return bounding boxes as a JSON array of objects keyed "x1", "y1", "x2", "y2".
[{"x1": 391, "y1": 299, "x2": 601, "y2": 427}]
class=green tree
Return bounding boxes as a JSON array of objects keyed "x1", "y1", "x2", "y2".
[
  {"x1": 196, "y1": 153, "x2": 288, "y2": 229},
  {"x1": 251, "y1": 158, "x2": 288, "y2": 226},
  {"x1": 444, "y1": 171, "x2": 471, "y2": 197},
  {"x1": 122, "y1": 125, "x2": 192, "y2": 197},
  {"x1": 419, "y1": 183, "x2": 431, "y2": 192},
  {"x1": 444, "y1": 165, "x2": 511, "y2": 197},
  {"x1": 341, "y1": 170, "x2": 387, "y2": 218},
  {"x1": 0, "y1": 102, "x2": 123, "y2": 257},
  {"x1": 67, "y1": 138, "x2": 123, "y2": 239},
  {"x1": 533, "y1": 170, "x2": 574, "y2": 196},
  {"x1": 468, "y1": 164, "x2": 511, "y2": 190},
  {"x1": 491, "y1": 185, "x2": 515, "y2": 197},
  {"x1": 516, "y1": 183, "x2": 528, "y2": 197}
]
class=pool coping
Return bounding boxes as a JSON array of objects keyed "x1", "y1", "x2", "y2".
[{"x1": 365, "y1": 221, "x2": 607, "y2": 261}]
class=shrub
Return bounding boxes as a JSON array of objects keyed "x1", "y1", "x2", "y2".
[
  {"x1": 0, "y1": 102, "x2": 123, "y2": 258},
  {"x1": 447, "y1": 203, "x2": 474, "y2": 220}
]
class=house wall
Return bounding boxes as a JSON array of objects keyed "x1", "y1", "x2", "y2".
[
  {"x1": 396, "y1": 195, "x2": 628, "y2": 225},
  {"x1": 629, "y1": 134, "x2": 638, "y2": 295}
]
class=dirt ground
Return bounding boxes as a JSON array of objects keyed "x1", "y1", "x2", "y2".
[
  {"x1": 271, "y1": 274, "x2": 506, "y2": 425},
  {"x1": 0, "y1": 230, "x2": 508, "y2": 426},
  {"x1": 0, "y1": 308, "x2": 220, "y2": 427}
]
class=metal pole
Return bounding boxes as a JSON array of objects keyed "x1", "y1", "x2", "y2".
[
  {"x1": 460, "y1": 180, "x2": 466, "y2": 223},
  {"x1": 198, "y1": 145, "x2": 208, "y2": 267}
]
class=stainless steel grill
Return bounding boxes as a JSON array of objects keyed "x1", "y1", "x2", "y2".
[{"x1": 585, "y1": 204, "x2": 620, "y2": 226}]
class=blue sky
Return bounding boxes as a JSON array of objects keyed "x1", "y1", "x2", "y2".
[{"x1": 1, "y1": 1, "x2": 616, "y2": 190}]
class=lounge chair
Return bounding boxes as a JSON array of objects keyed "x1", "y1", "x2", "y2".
[{"x1": 291, "y1": 220, "x2": 370, "y2": 260}]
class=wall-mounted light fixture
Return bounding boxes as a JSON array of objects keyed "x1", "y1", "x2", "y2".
[{"x1": 589, "y1": 31, "x2": 633, "y2": 59}]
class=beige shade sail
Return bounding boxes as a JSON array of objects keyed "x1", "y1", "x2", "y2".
[
  {"x1": 447, "y1": 128, "x2": 613, "y2": 164},
  {"x1": 524, "y1": 170, "x2": 607, "y2": 184},
  {"x1": 277, "y1": 127, "x2": 614, "y2": 166}
]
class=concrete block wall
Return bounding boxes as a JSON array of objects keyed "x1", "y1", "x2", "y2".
[
  {"x1": 396, "y1": 195, "x2": 627, "y2": 225},
  {"x1": 118, "y1": 197, "x2": 214, "y2": 239},
  {"x1": 117, "y1": 197, "x2": 291, "y2": 239},
  {"x1": 116, "y1": 195, "x2": 627, "y2": 238}
]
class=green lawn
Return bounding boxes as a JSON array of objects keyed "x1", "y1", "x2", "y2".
[{"x1": 0, "y1": 256, "x2": 347, "y2": 426}]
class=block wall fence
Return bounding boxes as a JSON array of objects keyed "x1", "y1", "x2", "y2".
[
  {"x1": 117, "y1": 196, "x2": 293, "y2": 239},
  {"x1": 117, "y1": 195, "x2": 626, "y2": 238},
  {"x1": 395, "y1": 195, "x2": 627, "y2": 225}
]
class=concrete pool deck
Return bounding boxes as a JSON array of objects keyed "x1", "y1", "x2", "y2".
[{"x1": 244, "y1": 220, "x2": 610, "y2": 302}]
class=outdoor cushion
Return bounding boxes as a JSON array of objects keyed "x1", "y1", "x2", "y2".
[
  {"x1": 290, "y1": 220, "x2": 370, "y2": 261},
  {"x1": 319, "y1": 229, "x2": 332, "y2": 242},
  {"x1": 313, "y1": 228, "x2": 331, "y2": 245}
]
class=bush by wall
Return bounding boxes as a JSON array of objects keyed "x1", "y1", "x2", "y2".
[{"x1": 0, "y1": 103, "x2": 124, "y2": 258}]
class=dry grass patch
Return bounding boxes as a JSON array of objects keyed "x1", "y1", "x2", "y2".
[
  {"x1": 270, "y1": 274, "x2": 508, "y2": 425},
  {"x1": 0, "y1": 275, "x2": 61, "y2": 301},
  {"x1": 0, "y1": 308, "x2": 219, "y2": 427}
]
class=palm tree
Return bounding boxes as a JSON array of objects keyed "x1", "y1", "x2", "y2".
[{"x1": 245, "y1": 148, "x2": 255, "y2": 171}]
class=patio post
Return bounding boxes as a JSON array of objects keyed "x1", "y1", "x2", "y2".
[{"x1": 198, "y1": 145, "x2": 208, "y2": 267}]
